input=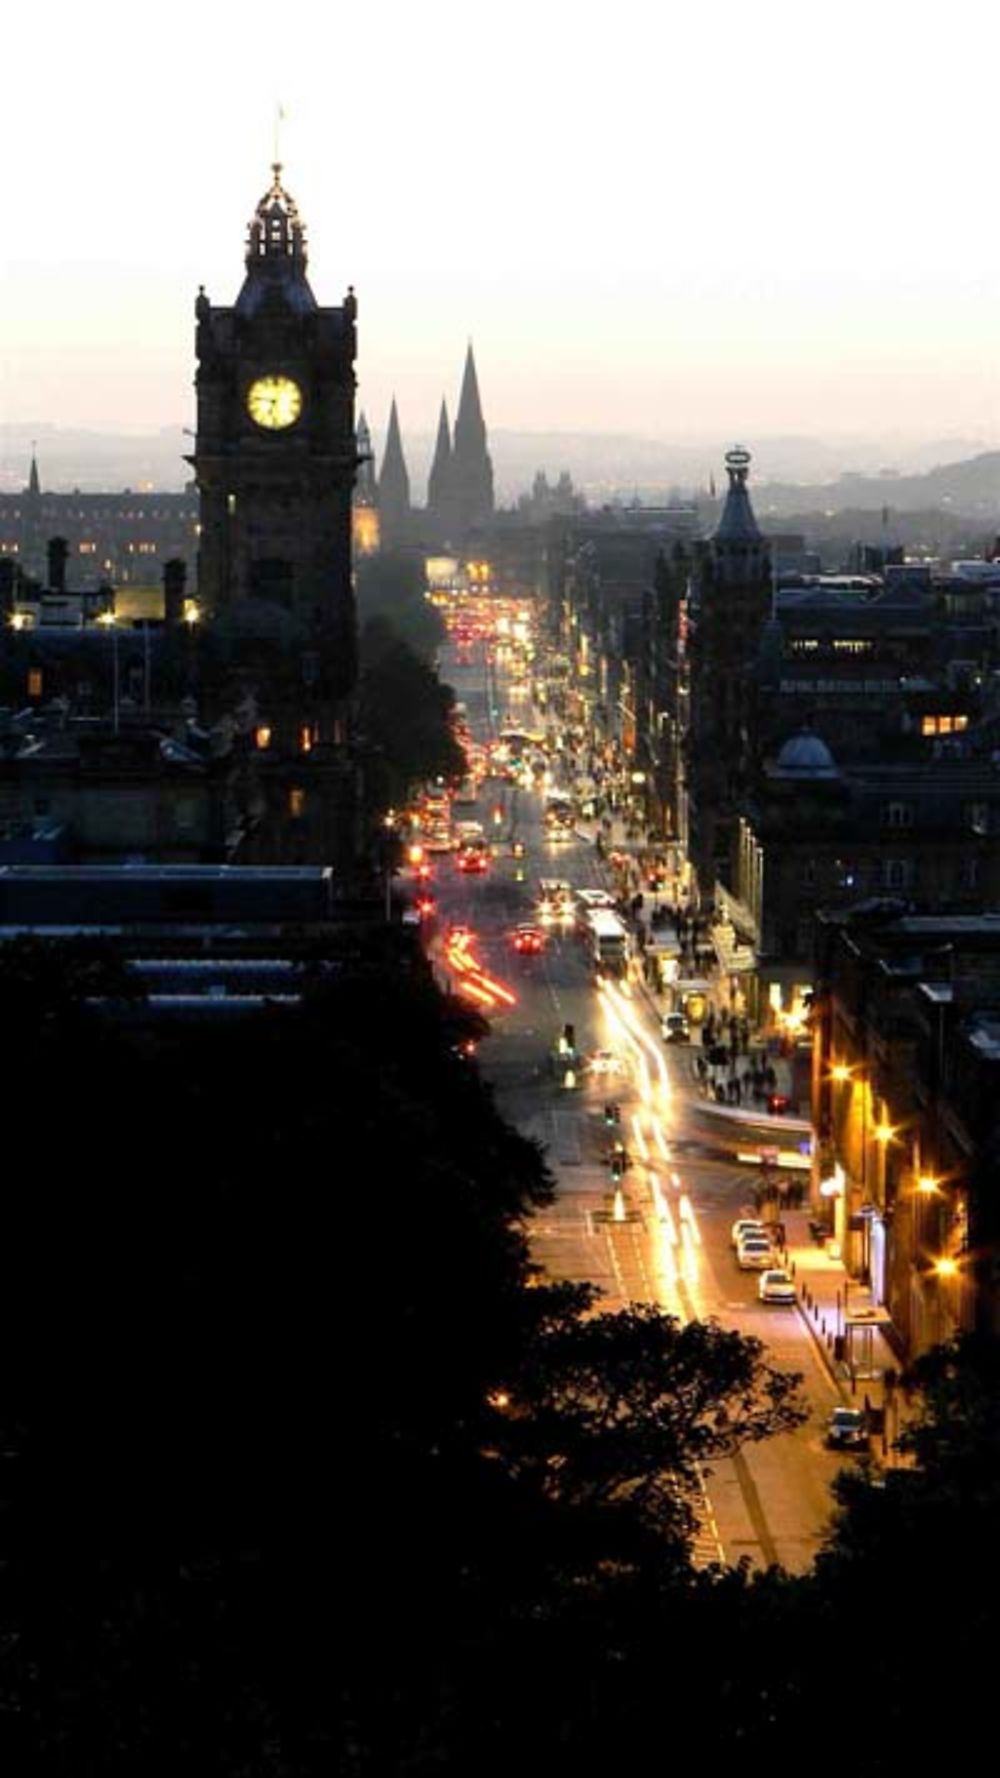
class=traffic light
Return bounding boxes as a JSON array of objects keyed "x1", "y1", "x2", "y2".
[
  {"x1": 610, "y1": 1153, "x2": 625, "y2": 1183},
  {"x1": 604, "y1": 1103, "x2": 621, "y2": 1127}
]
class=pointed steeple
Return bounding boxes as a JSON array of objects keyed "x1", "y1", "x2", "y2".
[
  {"x1": 355, "y1": 410, "x2": 376, "y2": 502},
  {"x1": 454, "y1": 344, "x2": 486, "y2": 457},
  {"x1": 378, "y1": 398, "x2": 411, "y2": 545},
  {"x1": 448, "y1": 343, "x2": 493, "y2": 536},
  {"x1": 427, "y1": 398, "x2": 452, "y2": 517},
  {"x1": 713, "y1": 446, "x2": 762, "y2": 544},
  {"x1": 27, "y1": 448, "x2": 40, "y2": 498},
  {"x1": 236, "y1": 162, "x2": 316, "y2": 317}
]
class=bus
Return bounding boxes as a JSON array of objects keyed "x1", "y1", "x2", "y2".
[{"x1": 586, "y1": 910, "x2": 630, "y2": 977}]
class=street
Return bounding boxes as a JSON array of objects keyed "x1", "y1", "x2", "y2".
[{"x1": 424, "y1": 637, "x2": 851, "y2": 1572}]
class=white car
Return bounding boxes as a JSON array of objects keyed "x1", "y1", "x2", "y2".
[
  {"x1": 731, "y1": 1217, "x2": 768, "y2": 1248},
  {"x1": 737, "y1": 1235, "x2": 774, "y2": 1271},
  {"x1": 759, "y1": 1268, "x2": 796, "y2": 1304}
]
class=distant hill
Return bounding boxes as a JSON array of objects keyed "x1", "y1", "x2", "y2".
[
  {"x1": 755, "y1": 453, "x2": 999, "y2": 521},
  {"x1": 1, "y1": 422, "x2": 996, "y2": 520}
]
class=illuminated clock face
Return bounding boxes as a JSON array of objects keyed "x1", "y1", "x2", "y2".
[{"x1": 246, "y1": 375, "x2": 303, "y2": 430}]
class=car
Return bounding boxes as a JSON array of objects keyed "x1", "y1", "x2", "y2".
[
  {"x1": 758, "y1": 1268, "x2": 796, "y2": 1305},
  {"x1": 662, "y1": 1011, "x2": 691, "y2": 1043},
  {"x1": 737, "y1": 1235, "x2": 774, "y2": 1270},
  {"x1": 512, "y1": 924, "x2": 545, "y2": 955},
  {"x1": 825, "y1": 1407, "x2": 869, "y2": 1452},
  {"x1": 456, "y1": 847, "x2": 489, "y2": 873},
  {"x1": 731, "y1": 1217, "x2": 768, "y2": 1248},
  {"x1": 586, "y1": 1049, "x2": 627, "y2": 1077}
]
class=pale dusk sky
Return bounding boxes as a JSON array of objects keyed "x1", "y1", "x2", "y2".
[{"x1": 2, "y1": 0, "x2": 997, "y2": 454}]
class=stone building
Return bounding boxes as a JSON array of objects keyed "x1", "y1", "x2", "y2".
[{"x1": 812, "y1": 905, "x2": 1000, "y2": 1361}]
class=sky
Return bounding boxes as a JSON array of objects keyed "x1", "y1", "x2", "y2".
[{"x1": 2, "y1": 0, "x2": 997, "y2": 459}]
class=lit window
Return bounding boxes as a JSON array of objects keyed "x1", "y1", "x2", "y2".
[
  {"x1": 289, "y1": 788, "x2": 306, "y2": 818},
  {"x1": 299, "y1": 724, "x2": 313, "y2": 753},
  {"x1": 255, "y1": 725, "x2": 272, "y2": 750},
  {"x1": 28, "y1": 668, "x2": 43, "y2": 698}
]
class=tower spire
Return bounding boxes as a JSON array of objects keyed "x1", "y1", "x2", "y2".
[
  {"x1": 713, "y1": 445, "x2": 762, "y2": 545},
  {"x1": 378, "y1": 398, "x2": 411, "y2": 546},
  {"x1": 448, "y1": 344, "x2": 494, "y2": 536},
  {"x1": 236, "y1": 161, "x2": 315, "y2": 316},
  {"x1": 427, "y1": 398, "x2": 452, "y2": 519}
]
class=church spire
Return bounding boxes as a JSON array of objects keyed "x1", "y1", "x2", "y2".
[
  {"x1": 453, "y1": 343, "x2": 487, "y2": 458},
  {"x1": 378, "y1": 398, "x2": 411, "y2": 546},
  {"x1": 355, "y1": 411, "x2": 376, "y2": 502},
  {"x1": 27, "y1": 447, "x2": 40, "y2": 498},
  {"x1": 427, "y1": 398, "x2": 452, "y2": 518},
  {"x1": 448, "y1": 344, "x2": 493, "y2": 536}
]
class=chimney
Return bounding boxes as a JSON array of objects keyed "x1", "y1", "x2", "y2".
[
  {"x1": 47, "y1": 536, "x2": 68, "y2": 594},
  {"x1": 163, "y1": 557, "x2": 187, "y2": 627}
]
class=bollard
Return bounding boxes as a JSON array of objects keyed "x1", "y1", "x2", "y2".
[
  {"x1": 813, "y1": 1303, "x2": 819, "y2": 1322},
  {"x1": 790, "y1": 1260, "x2": 796, "y2": 1281},
  {"x1": 821, "y1": 1317, "x2": 826, "y2": 1337}
]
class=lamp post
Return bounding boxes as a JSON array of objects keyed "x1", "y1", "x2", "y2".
[{"x1": 98, "y1": 610, "x2": 119, "y2": 735}]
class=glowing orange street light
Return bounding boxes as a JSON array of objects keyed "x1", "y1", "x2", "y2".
[
  {"x1": 917, "y1": 1175, "x2": 940, "y2": 1195},
  {"x1": 830, "y1": 1063, "x2": 852, "y2": 1084},
  {"x1": 933, "y1": 1256, "x2": 959, "y2": 1279},
  {"x1": 874, "y1": 1121, "x2": 897, "y2": 1145}
]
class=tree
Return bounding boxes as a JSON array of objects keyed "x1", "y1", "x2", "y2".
[
  {"x1": 355, "y1": 552, "x2": 445, "y2": 659},
  {"x1": 358, "y1": 617, "x2": 466, "y2": 808},
  {"x1": 496, "y1": 1291, "x2": 805, "y2": 1547}
]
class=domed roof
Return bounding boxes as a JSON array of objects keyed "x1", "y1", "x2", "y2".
[
  {"x1": 236, "y1": 163, "x2": 316, "y2": 317},
  {"x1": 772, "y1": 729, "x2": 839, "y2": 779}
]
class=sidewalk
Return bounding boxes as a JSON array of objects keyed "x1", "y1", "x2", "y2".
[
  {"x1": 771, "y1": 1206, "x2": 907, "y2": 1463},
  {"x1": 580, "y1": 819, "x2": 908, "y2": 1459}
]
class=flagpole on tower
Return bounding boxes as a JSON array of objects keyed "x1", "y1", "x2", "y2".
[{"x1": 273, "y1": 102, "x2": 286, "y2": 170}]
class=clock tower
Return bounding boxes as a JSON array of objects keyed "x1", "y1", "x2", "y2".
[{"x1": 191, "y1": 162, "x2": 358, "y2": 701}]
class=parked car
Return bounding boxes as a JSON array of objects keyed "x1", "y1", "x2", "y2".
[
  {"x1": 758, "y1": 1268, "x2": 796, "y2": 1304},
  {"x1": 825, "y1": 1407, "x2": 869, "y2": 1452},
  {"x1": 732, "y1": 1217, "x2": 768, "y2": 1248},
  {"x1": 737, "y1": 1235, "x2": 774, "y2": 1270},
  {"x1": 662, "y1": 1011, "x2": 691, "y2": 1043}
]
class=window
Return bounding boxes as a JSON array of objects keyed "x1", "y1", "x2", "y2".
[
  {"x1": 883, "y1": 801, "x2": 913, "y2": 829},
  {"x1": 289, "y1": 788, "x2": 306, "y2": 819},
  {"x1": 832, "y1": 639, "x2": 872, "y2": 654},
  {"x1": 965, "y1": 802, "x2": 989, "y2": 835},
  {"x1": 27, "y1": 669, "x2": 43, "y2": 698},
  {"x1": 883, "y1": 859, "x2": 912, "y2": 890},
  {"x1": 959, "y1": 858, "x2": 980, "y2": 890},
  {"x1": 799, "y1": 859, "x2": 817, "y2": 888},
  {"x1": 921, "y1": 713, "x2": 969, "y2": 736}
]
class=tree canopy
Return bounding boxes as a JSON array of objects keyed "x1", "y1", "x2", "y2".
[
  {"x1": 12, "y1": 936, "x2": 997, "y2": 1773},
  {"x1": 358, "y1": 616, "x2": 466, "y2": 809},
  {"x1": 355, "y1": 551, "x2": 445, "y2": 660}
]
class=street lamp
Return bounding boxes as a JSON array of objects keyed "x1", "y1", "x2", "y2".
[{"x1": 97, "y1": 609, "x2": 120, "y2": 735}]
